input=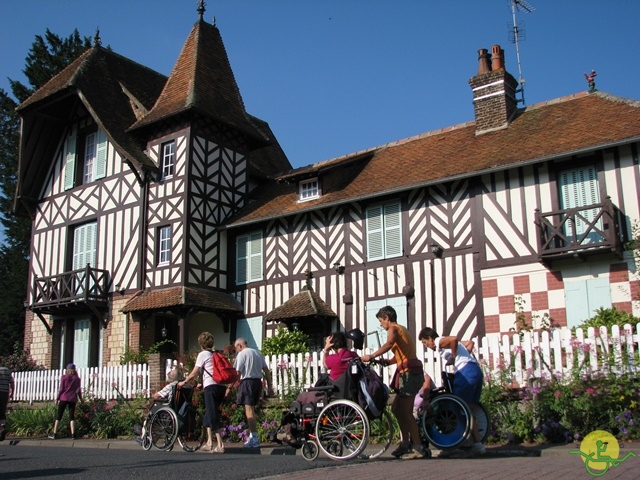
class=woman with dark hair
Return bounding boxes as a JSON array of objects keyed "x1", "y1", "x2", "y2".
[
  {"x1": 49, "y1": 364, "x2": 83, "y2": 440},
  {"x1": 323, "y1": 331, "x2": 359, "y2": 381}
]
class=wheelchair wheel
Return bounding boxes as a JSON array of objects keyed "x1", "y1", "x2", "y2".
[
  {"x1": 301, "y1": 440, "x2": 319, "y2": 461},
  {"x1": 315, "y1": 399, "x2": 370, "y2": 461},
  {"x1": 420, "y1": 393, "x2": 471, "y2": 450},
  {"x1": 461, "y1": 401, "x2": 490, "y2": 448},
  {"x1": 362, "y1": 409, "x2": 394, "y2": 459},
  {"x1": 150, "y1": 406, "x2": 178, "y2": 451},
  {"x1": 177, "y1": 406, "x2": 205, "y2": 452}
]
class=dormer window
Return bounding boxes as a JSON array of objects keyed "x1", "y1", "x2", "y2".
[
  {"x1": 299, "y1": 178, "x2": 320, "y2": 202},
  {"x1": 64, "y1": 126, "x2": 107, "y2": 190}
]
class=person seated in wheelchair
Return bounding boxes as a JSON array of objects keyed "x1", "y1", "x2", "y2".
[
  {"x1": 134, "y1": 368, "x2": 185, "y2": 445},
  {"x1": 316, "y1": 331, "x2": 360, "y2": 388},
  {"x1": 273, "y1": 331, "x2": 360, "y2": 446}
]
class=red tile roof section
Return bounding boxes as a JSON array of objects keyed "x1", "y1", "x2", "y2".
[
  {"x1": 229, "y1": 91, "x2": 640, "y2": 227},
  {"x1": 121, "y1": 286, "x2": 243, "y2": 314},
  {"x1": 263, "y1": 288, "x2": 338, "y2": 321}
]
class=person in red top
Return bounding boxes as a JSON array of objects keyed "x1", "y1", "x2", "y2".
[
  {"x1": 49, "y1": 364, "x2": 83, "y2": 440},
  {"x1": 323, "y1": 331, "x2": 359, "y2": 381}
]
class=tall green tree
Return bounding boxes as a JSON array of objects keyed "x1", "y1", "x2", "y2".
[{"x1": 0, "y1": 29, "x2": 92, "y2": 355}]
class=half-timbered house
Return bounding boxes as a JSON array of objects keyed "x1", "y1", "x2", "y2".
[{"x1": 14, "y1": 9, "x2": 640, "y2": 369}]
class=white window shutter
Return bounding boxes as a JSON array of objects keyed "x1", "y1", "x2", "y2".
[
  {"x1": 95, "y1": 129, "x2": 107, "y2": 179},
  {"x1": 366, "y1": 206, "x2": 384, "y2": 261},
  {"x1": 249, "y1": 233, "x2": 263, "y2": 282},
  {"x1": 73, "y1": 222, "x2": 97, "y2": 270},
  {"x1": 384, "y1": 203, "x2": 402, "y2": 258},
  {"x1": 64, "y1": 131, "x2": 77, "y2": 190}
]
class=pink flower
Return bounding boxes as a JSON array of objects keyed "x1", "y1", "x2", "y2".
[{"x1": 554, "y1": 391, "x2": 562, "y2": 398}]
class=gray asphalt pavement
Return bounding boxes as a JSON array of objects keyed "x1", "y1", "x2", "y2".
[{"x1": 2, "y1": 437, "x2": 639, "y2": 479}]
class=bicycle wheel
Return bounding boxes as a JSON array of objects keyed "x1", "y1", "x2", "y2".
[
  {"x1": 150, "y1": 406, "x2": 178, "y2": 451},
  {"x1": 420, "y1": 393, "x2": 471, "y2": 450},
  {"x1": 315, "y1": 399, "x2": 370, "y2": 461},
  {"x1": 177, "y1": 406, "x2": 205, "y2": 452},
  {"x1": 362, "y1": 409, "x2": 394, "y2": 459}
]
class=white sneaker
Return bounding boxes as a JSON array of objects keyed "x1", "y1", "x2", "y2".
[
  {"x1": 470, "y1": 442, "x2": 486, "y2": 455},
  {"x1": 243, "y1": 437, "x2": 260, "y2": 448}
]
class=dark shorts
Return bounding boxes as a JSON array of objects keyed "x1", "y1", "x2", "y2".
[
  {"x1": 236, "y1": 378, "x2": 263, "y2": 406},
  {"x1": 203, "y1": 384, "x2": 227, "y2": 430},
  {"x1": 453, "y1": 362, "x2": 483, "y2": 403},
  {"x1": 396, "y1": 371, "x2": 423, "y2": 397},
  {"x1": 56, "y1": 401, "x2": 77, "y2": 421}
]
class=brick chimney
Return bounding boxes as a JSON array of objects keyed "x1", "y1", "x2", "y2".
[{"x1": 469, "y1": 44, "x2": 519, "y2": 135}]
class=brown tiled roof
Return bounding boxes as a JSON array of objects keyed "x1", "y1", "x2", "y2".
[
  {"x1": 264, "y1": 287, "x2": 338, "y2": 322},
  {"x1": 228, "y1": 91, "x2": 640, "y2": 227},
  {"x1": 15, "y1": 46, "x2": 167, "y2": 211},
  {"x1": 17, "y1": 46, "x2": 165, "y2": 169},
  {"x1": 130, "y1": 20, "x2": 268, "y2": 146},
  {"x1": 121, "y1": 286, "x2": 243, "y2": 314}
]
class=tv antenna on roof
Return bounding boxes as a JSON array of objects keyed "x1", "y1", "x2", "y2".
[{"x1": 508, "y1": 0, "x2": 534, "y2": 105}]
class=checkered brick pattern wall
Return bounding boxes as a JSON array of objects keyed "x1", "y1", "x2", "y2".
[{"x1": 481, "y1": 261, "x2": 640, "y2": 334}]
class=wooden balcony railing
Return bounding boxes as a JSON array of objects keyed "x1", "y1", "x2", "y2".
[
  {"x1": 30, "y1": 265, "x2": 109, "y2": 312},
  {"x1": 535, "y1": 196, "x2": 626, "y2": 262}
]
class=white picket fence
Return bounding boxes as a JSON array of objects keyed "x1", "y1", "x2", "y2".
[
  {"x1": 263, "y1": 324, "x2": 640, "y2": 395},
  {"x1": 13, "y1": 324, "x2": 640, "y2": 402},
  {"x1": 12, "y1": 364, "x2": 149, "y2": 404}
]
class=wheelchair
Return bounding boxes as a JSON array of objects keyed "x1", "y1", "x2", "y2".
[
  {"x1": 270, "y1": 358, "x2": 394, "y2": 462},
  {"x1": 418, "y1": 371, "x2": 490, "y2": 452},
  {"x1": 139, "y1": 383, "x2": 205, "y2": 452}
]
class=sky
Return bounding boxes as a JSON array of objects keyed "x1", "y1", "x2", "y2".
[{"x1": 1, "y1": 0, "x2": 640, "y2": 239}]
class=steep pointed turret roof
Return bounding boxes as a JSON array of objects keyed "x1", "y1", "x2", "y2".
[{"x1": 130, "y1": 19, "x2": 269, "y2": 145}]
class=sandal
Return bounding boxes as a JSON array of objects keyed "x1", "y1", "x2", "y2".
[
  {"x1": 212, "y1": 445, "x2": 225, "y2": 454},
  {"x1": 391, "y1": 443, "x2": 411, "y2": 458},
  {"x1": 201, "y1": 444, "x2": 213, "y2": 452}
]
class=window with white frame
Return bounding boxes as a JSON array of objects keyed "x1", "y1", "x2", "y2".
[
  {"x1": 158, "y1": 226, "x2": 172, "y2": 265},
  {"x1": 236, "y1": 232, "x2": 263, "y2": 284},
  {"x1": 366, "y1": 202, "x2": 402, "y2": 261},
  {"x1": 161, "y1": 141, "x2": 175, "y2": 179},
  {"x1": 299, "y1": 178, "x2": 319, "y2": 201}
]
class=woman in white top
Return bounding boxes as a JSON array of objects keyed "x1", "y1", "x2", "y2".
[{"x1": 178, "y1": 331, "x2": 226, "y2": 453}]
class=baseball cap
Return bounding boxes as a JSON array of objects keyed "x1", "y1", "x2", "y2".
[{"x1": 67, "y1": 363, "x2": 76, "y2": 370}]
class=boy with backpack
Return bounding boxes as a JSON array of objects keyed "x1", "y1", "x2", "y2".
[{"x1": 234, "y1": 338, "x2": 274, "y2": 448}]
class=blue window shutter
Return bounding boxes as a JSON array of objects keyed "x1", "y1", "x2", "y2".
[
  {"x1": 559, "y1": 166, "x2": 600, "y2": 240},
  {"x1": 64, "y1": 131, "x2": 77, "y2": 190},
  {"x1": 236, "y1": 235, "x2": 248, "y2": 284},
  {"x1": 366, "y1": 205, "x2": 384, "y2": 261},
  {"x1": 564, "y1": 280, "x2": 589, "y2": 329},
  {"x1": 236, "y1": 316, "x2": 263, "y2": 349},
  {"x1": 365, "y1": 297, "x2": 407, "y2": 349},
  {"x1": 95, "y1": 129, "x2": 107, "y2": 179},
  {"x1": 586, "y1": 277, "x2": 611, "y2": 317},
  {"x1": 384, "y1": 203, "x2": 402, "y2": 258}
]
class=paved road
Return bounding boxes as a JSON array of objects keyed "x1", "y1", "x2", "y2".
[{"x1": 1, "y1": 437, "x2": 638, "y2": 479}]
